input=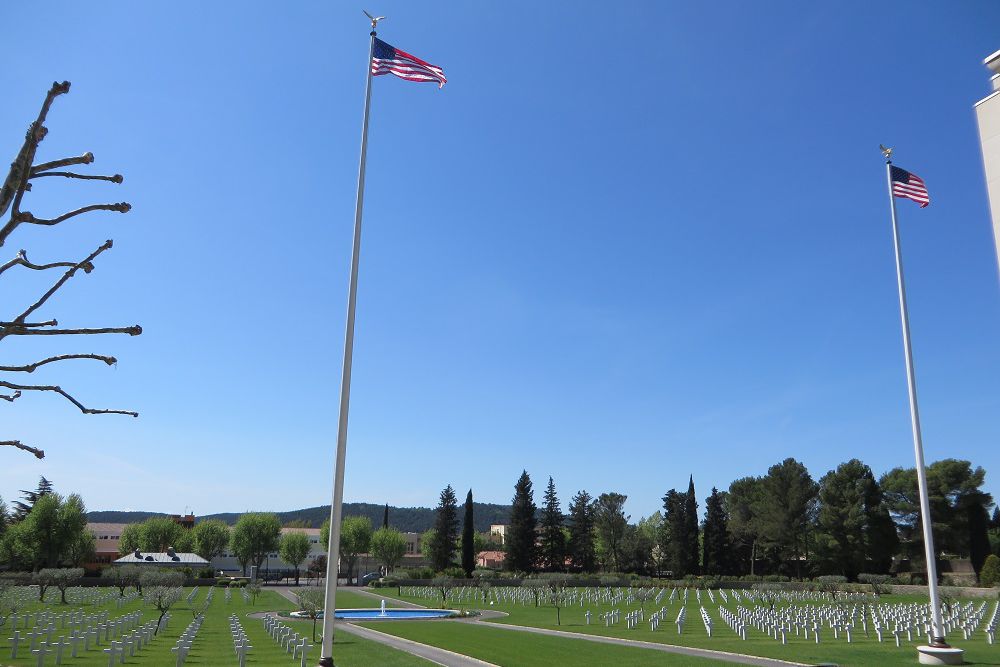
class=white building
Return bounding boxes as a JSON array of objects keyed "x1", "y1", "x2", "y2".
[{"x1": 975, "y1": 48, "x2": 1000, "y2": 274}]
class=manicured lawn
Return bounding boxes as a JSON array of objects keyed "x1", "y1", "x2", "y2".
[
  {"x1": 360, "y1": 620, "x2": 727, "y2": 666},
  {"x1": 1, "y1": 586, "x2": 431, "y2": 666},
  {"x1": 370, "y1": 587, "x2": 1000, "y2": 667}
]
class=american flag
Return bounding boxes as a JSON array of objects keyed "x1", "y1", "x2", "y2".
[
  {"x1": 371, "y1": 37, "x2": 447, "y2": 88},
  {"x1": 890, "y1": 165, "x2": 930, "y2": 208}
]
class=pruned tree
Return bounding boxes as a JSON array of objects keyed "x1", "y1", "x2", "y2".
[{"x1": 1, "y1": 81, "x2": 140, "y2": 460}]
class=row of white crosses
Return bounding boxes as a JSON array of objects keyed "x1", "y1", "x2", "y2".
[
  {"x1": 983, "y1": 601, "x2": 998, "y2": 645},
  {"x1": 674, "y1": 606, "x2": 686, "y2": 634},
  {"x1": 699, "y1": 606, "x2": 713, "y2": 637},
  {"x1": 8, "y1": 607, "x2": 109, "y2": 632},
  {"x1": 170, "y1": 614, "x2": 203, "y2": 666},
  {"x1": 100, "y1": 618, "x2": 161, "y2": 666},
  {"x1": 230, "y1": 613, "x2": 254, "y2": 667},
  {"x1": 262, "y1": 614, "x2": 313, "y2": 667},
  {"x1": 185, "y1": 588, "x2": 199, "y2": 604},
  {"x1": 114, "y1": 592, "x2": 142, "y2": 609},
  {"x1": 9, "y1": 610, "x2": 143, "y2": 660}
]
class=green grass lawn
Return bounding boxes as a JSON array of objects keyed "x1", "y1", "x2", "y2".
[
  {"x1": 370, "y1": 587, "x2": 1000, "y2": 667},
  {"x1": 359, "y1": 620, "x2": 727, "y2": 666},
  {"x1": 0, "y1": 586, "x2": 431, "y2": 666}
]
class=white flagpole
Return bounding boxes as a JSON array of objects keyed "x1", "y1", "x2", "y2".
[
  {"x1": 318, "y1": 14, "x2": 381, "y2": 667},
  {"x1": 882, "y1": 149, "x2": 949, "y2": 651}
]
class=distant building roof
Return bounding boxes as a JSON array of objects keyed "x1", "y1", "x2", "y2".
[{"x1": 114, "y1": 551, "x2": 208, "y2": 566}]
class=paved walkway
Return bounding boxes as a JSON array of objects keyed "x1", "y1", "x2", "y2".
[
  {"x1": 268, "y1": 587, "x2": 497, "y2": 667},
  {"x1": 265, "y1": 588, "x2": 808, "y2": 667}
]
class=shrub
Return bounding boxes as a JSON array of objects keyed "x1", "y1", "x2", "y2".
[
  {"x1": 816, "y1": 575, "x2": 848, "y2": 584},
  {"x1": 197, "y1": 568, "x2": 215, "y2": 579},
  {"x1": 472, "y1": 569, "x2": 497, "y2": 580},
  {"x1": 229, "y1": 579, "x2": 248, "y2": 588},
  {"x1": 438, "y1": 566, "x2": 466, "y2": 579},
  {"x1": 399, "y1": 566, "x2": 434, "y2": 580},
  {"x1": 979, "y1": 555, "x2": 1000, "y2": 587}
]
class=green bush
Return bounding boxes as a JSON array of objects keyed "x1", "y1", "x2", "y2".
[
  {"x1": 197, "y1": 568, "x2": 215, "y2": 579},
  {"x1": 979, "y1": 554, "x2": 1000, "y2": 587},
  {"x1": 816, "y1": 575, "x2": 848, "y2": 584},
  {"x1": 438, "y1": 566, "x2": 466, "y2": 579},
  {"x1": 229, "y1": 579, "x2": 248, "y2": 588},
  {"x1": 399, "y1": 566, "x2": 434, "y2": 580},
  {"x1": 471, "y1": 569, "x2": 497, "y2": 580}
]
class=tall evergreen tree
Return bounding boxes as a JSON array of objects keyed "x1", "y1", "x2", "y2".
[
  {"x1": 684, "y1": 476, "x2": 700, "y2": 574},
  {"x1": 991, "y1": 507, "x2": 1000, "y2": 530},
  {"x1": 968, "y1": 501, "x2": 992, "y2": 578},
  {"x1": 814, "y1": 459, "x2": 897, "y2": 579},
  {"x1": 660, "y1": 489, "x2": 688, "y2": 576},
  {"x1": 506, "y1": 471, "x2": 538, "y2": 572},
  {"x1": 567, "y1": 490, "x2": 597, "y2": 573},
  {"x1": 461, "y1": 489, "x2": 475, "y2": 577},
  {"x1": 755, "y1": 458, "x2": 817, "y2": 579},
  {"x1": 382, "y1": 503, "x2": 389, "y2": 529},
  {"x1": 593, "y1": 492, "x2": 629, "y2": 572},
  {"x1": 429, "y1": 485, "x2": 459, "y2": 572},
  {"x1": 726, "y1": 476, "x2": 763, "y2": 576},
  {"x1": 702, "y1": 487, "x2": 729, "y2": 575},
  {"x1": 539, "y1": 477, "x2": 566, "y2": 571},
  {"x1": 11, "y1": 476, "x2": 54, "y2": 521}
]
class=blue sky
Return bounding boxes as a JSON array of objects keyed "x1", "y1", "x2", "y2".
[{"x1": 2, "y1": 2, "x2": 999, "y2": 521}]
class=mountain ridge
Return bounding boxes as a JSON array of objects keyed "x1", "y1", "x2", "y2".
[{"x1": 87, "y1": 501, "x2": 511, "y2": 534}]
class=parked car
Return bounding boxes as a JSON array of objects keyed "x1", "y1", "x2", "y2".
[{"x1": 360, "y1": 572, "x2": 380, "y2": 585}]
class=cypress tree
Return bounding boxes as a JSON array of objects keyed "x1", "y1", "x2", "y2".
[
  {"x1": 567, "y1": 490, "x2": 596, "y2": 573},
  {"x1": 461, "y1": 489, "x2": 475, "y2": 577},
  {"x1": 429, "y1": 485, "x2": 459, "y2": 572},
  {"x1": 660, "y1": 489, "x2": 687, "y2": 576},
  {"x1": 506, "y1": 470, "x2": 538, "y2": 572},
  {"x1": 991, "y1": 507, "x2": 1000, "y2": 530},
  {"x1": 539, "y1": 477, "x2": 566, "y2": 571},
  {"x1": 684, "y1": 476, "x2": 700, "y2": 575},
  {"x1": 702, "y1": 487, "x2": 729, "y2": 575},
  {"x1": 382, "y1": 503, "x2": 389, "y2": 529}
]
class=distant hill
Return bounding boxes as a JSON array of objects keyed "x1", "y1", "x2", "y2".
[{"x1": 88, "y1": 502, "x2": 511, "y2": 534}]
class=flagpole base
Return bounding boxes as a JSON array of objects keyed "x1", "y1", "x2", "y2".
[
  {"x1": 917, "y1": 645, "x2": 964, "y2": 665},
  {"x1": 317, "y1": 657, "x2": 334, "y2": 667}
]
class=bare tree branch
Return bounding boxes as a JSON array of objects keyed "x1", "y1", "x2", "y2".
[
  {"x1": 0, "y1": 354, "x2": 116, "y2": 373},
  {"x1": 30, "y1": 171, "x2": 123, "y2": 184},
  {"x1": 9, "y1": 239, "x2": 113, "y2": 327},
  {"x1": 0, "y1": 380, "x2": 138, "y2": 417},
  {"x1": 1, "y1": 390, "x2": 21, "y2": 402},
  {"x1": 0, "y1": 248, "x2": 92, "y2": 277},
  {"x1": 30, "y1": 152, "x2": 94, "y2": 175},
  {"x1": 0, "y1": 81, "x2": 70, "y2": 240},
  {"x1": 14, "y1": 202, "x2": 130, "y2": 227},
  {"x1": 1, "y1": 325, "x2": 140, "y2": 338},
  {"x1": 0, "y1": 320, "x2": 58, "y2": 328},
  {"x1": 0, "y1": 441, "x2": 44, "y2": 459}
]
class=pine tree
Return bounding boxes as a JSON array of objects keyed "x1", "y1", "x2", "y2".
[
  {"x1": 11, "y1": 476, "x2": 54, "y2": 521},
  {"x1": 702, "y1": 487, "x2": 729, "y2": 575},
  {"x1": 684, "y1": 476, "x2": 700, "y2": 575},
  {"x1": 660, "y1": 489, "x2": 688, "y2": 576},
  {"x1": 991, "y1": 507, "x2": 1000, "y2": 530},
  {"x1": 461, "y1": 489, "x2": 475, "y2": 577},
  {"x1": 567, "y1": 490, "x2": 596, "y2": 573},
  {"x1": 429, "y1": 485, "x2": 459, "y2": 572},
  {"x1": 539, "y1": 477, "x2": 566, "y2": 571},
  {"x1": 506, "y1": 470, "x2": 538, "y2": 572}
]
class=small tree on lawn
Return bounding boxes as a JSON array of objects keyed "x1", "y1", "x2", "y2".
[
  {"x1": 295, "y1": 588, "x2": 324, "y2": 641},
  {"x1": 541, "y1": 573, "x2": 572, "y2": 625},
  {"x1": 246, "y1": 582, "x2": 262, "y2": 605},
  {"x1": 144, "y1": 585, "x2": 182, "y2": 635},
  {"x1": 306, "y1": 555, "x2": 327, "y2": 585},
  {"x1": 50, "y1": 568, "x2": 83, "y2": 604},
  {"x1": 431, "y1": 576, "x2": 454, "y2": 609},
  {"x1": 279, "y1": 531, "x2": 311, "y2": 586},
  {"x1": 32, "y1": 569, "x2": 57, "y2": 601}
]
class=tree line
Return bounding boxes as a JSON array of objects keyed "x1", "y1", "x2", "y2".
[{"x1": 435, "y1": 458, "x2": 998, "y2": 583}]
